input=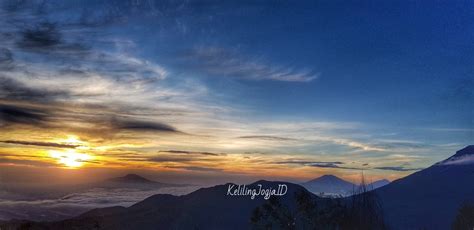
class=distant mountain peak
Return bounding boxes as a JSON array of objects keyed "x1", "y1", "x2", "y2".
[
  {"x1": 123, "y1": 173, "x2": 147, "y2": 179},
  {"x1": 320, "y1": 174, "x2": 338, "y2": 179},
  {"x1": 107, "y1": 174, "x2": 154, "y2": 183},
  {"x1": 309, "y1": 174, "x2": 347, "y2": 183},
  {"x1": 302, "y1": 174, "x2": 356, "y2": 197},
  {"x1": 437, "y1": 145, "x2": 474, "y2": 166},
  {"x1": 452, "y1": 145, "x2": 474, "y2": 157}
]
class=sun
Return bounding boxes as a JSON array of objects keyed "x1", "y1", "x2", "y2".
[
  {"x1": 49, "y1": 149, "x2": 92, "y2": 168},
  {"x1": 47, "y1": 135, "x2": 95, "y2": 168}
]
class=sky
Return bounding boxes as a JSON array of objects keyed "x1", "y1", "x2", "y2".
[{"x1": 0, "y1": 0, "x2": 472, "y2": 185}]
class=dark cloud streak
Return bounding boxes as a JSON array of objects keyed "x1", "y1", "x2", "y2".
[
  {"x1": 276, "y1": 160, "x2": 362, "y2": 170},
  {"x1": 0, "y1": 77, "x2": 70, "y2": 102},
  {"x1": 146, "y1": 156, "x2": 195, "y2": 163},
  {"x1": 276, "y1": 160, "x2": 344, "y2": 165},
  {"x1": 0, "y1": 104, "x2": 49, "y2": 126},
  {"x1": 374, "y1": 166, "x2": 424, "y2": 172},
  {"x1": 112, "y1": 119, "x2": 179, "y2": 133},
  {"x1": 0, "y1": 140, "x2": 80, "y2": 149},
  {"x1": 18, "y1": 22, "x2": 62, "y2": 49},
  {"x1": 165, "y1": 165, "x2": 222, "y2": 172}
]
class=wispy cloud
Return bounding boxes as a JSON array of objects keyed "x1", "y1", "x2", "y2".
[
  {"x1": 0, "y1": 140, "x2": 80, "y2": 149},
  {"x1": 0, "y1": 77, "x2": 70, "y2": 102},
  {"x1": 180, "y1": 46, "x2": 319, "y2": 82},
  {"x1": 374, "y1": 166, "x2": 424, "y2": 172},
  {"x1": 437, "y1": 155, "x2": 474, "y2": 166},
  {"x1": 275, "y1": 160, "x2": 344, "y2": 165},
  {"x1": 275, "y1": 160, "x2": 362, "y2": 170},
  {"x1": 0, "y1": 157, "x2": 56, "y2": 167},
  {"x1": 238, "y1": 135, "x2": 297, "y2": 141},
  {"x1": 308, "y1": 163, "x2": 361, "y2": 170},
  {"x1": 159, "y1": 150, "x2": 226, "y2": 156},
  {"x1": 165, "y1": 165, "x2": 223, "y2": 172}
]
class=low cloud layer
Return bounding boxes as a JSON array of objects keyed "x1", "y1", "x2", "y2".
[{"x1": 0, "y1": 186, "x2": 198, "y2": 221}]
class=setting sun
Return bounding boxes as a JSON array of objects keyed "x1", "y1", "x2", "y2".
[{"x1": 49, "y1": 149, "x2": 93, "y2": 168}]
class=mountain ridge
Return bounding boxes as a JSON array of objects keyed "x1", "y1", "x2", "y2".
[
  {"x1": 1, "y1": 146, "x2": 473, "y2": 229},
  {"x1": 1, "y1": 181, "x2": 318, "y2": 230},
  {"x1": 105, "y1": 174, "x2": 156, "y2": 184},
  {"x1": 376, "y1": 145, "x2": 474, "y2": 229}
]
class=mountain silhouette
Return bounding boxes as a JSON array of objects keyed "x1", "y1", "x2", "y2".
[
  {"x1": 2, "y1": 147, "x2": 472, "y2": 229},
  {"x1": 96, "y1": 174, "x2": 180, "y2": 189},
  {"x1": 1, "y1": 181, "x2": 316, "y2": 230},
  {"x1": 105, "y1": 174, "x2": 157, "y2": 184},
  {"x1": 367, "y1": 179, "x2": 390, "y2": 189},
  {"x1": 302, "y1": 174, "x2": 357, "y2": 196},
  {"x1": 377, "y1": 145, "x2": 474, "y2": 229}
]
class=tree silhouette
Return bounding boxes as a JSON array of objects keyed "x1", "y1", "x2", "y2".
[
  {"x1": 452, "y1": 201, "x2": 474, "y2": 230},
  {"x1": 340, "y1": 173, "x2": 388, "y2": 230},
  {"x1": 251, "y1": 173, "x2": 388, "y2": 230},
  {"x1": 251, "y1": 196, "x2": 295, "y2": 230}
]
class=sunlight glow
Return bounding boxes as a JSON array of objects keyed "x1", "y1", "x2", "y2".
[
  {"x1": 49, "y1": 149, "x2": 93, "y2": 168},
  {"x1": 59, "y1": 135, "x2": 85, "y2": 145}
]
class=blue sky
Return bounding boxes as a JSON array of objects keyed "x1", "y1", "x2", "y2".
[
  {"x1": 0, "y1": 0, "x2": 472, "y2": 183},
  {"x1": 128, "y1": 1, "x2": 473, "y2": 125},
  {"x1": 129, "y1": 0, "x2": 473, "y2": 149}
]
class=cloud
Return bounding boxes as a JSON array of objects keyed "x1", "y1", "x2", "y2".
[
  {"x1": 159, "y1": 150, "x2": 225, "y2": 156},
  {"x1": 165, "y1": 165, "x2": 223, "y2": 172},
  {"x1": 0, "y1": 104, "x2": 49, "y2": 126},
  {"x1": 0, "y1": 76, "x2": 70, "y2": 102},
  {"x1": 0, "y1": 140, "x2": 80, "y2": 149},
  {"x1": 180, "y1": 47, "x2": 319, "y2": 82},
  {"x1": 147, "y1": 156, "x2": 195, "y2": 163},
  {"x1": 0, "y1": 48, "x2": 14, "y2": 69},
  {"x1": 437, "y1": 155, "x2": 474, "y2": 166},
  {"x1": 111, "y1": 119, "x2": 179, "y2": 133},
  {"x1": 0, "y1": 157, "x2": 56, "y2": 167},
  {"x1": 275, "y1": 160, "x2": 362, "y2": 170},
  {"x1": 17, "y1": 22, "x2": 63, "y2": 49},
  {"x1": 276, "y1": 160, "x2": 344, "y2": 165},
  {"x1": 374, "y1": 166, "x2": 424, "y2": 172},
  {"x1": 238, "y1": 135, "x2": 296, "y2": 141},
  {"x1": 0, "y1": 102, "x2": 181, "y2": 135},
  {"x1": 372, "y1": 140, "x2": 429, "y2": 150},
  {"x1": 308, "y1": 163, "x2": 361, "y2": 170},
  {"x1": 0, "y1": 186, "x2": 198, "y2": 221}
]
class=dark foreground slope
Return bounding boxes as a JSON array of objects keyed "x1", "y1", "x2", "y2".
[
  {"x1": 377, "y1": 145, "x2": 474, "y2": 230},
  {"x1": 1, "y1": 181, "x2": 317, "y2": 230}
]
